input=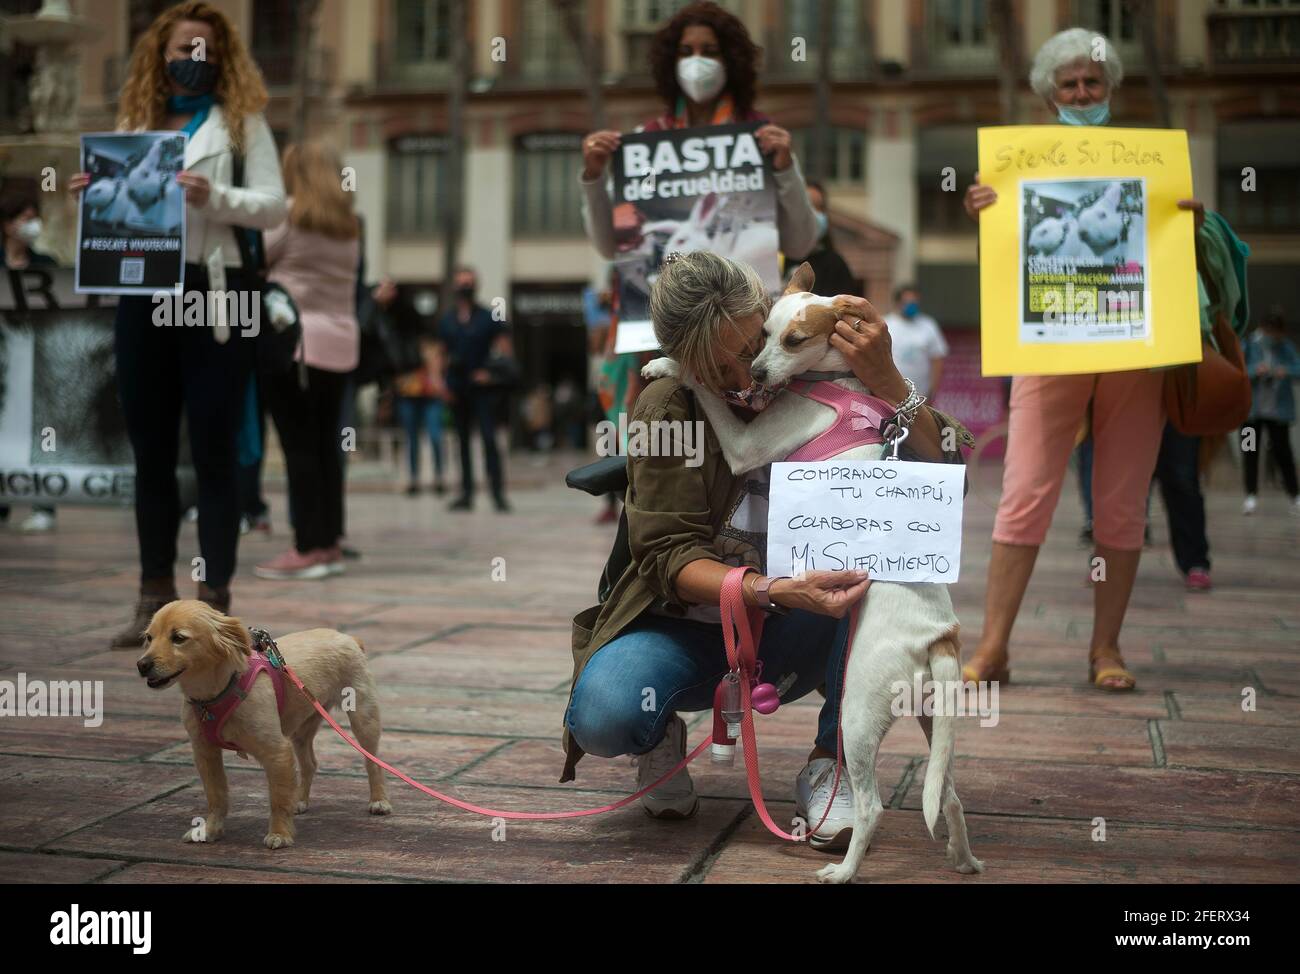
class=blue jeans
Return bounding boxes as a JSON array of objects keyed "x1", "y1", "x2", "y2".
[
  {"x1": 395, "y1": 396, "x2": 445, "y2": 481},
  {"x1": 565, "y1": 608, "x2": 850, "y2": 759}
]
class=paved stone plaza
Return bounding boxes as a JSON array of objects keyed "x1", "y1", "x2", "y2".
[{"x1": 1, "y1": 451, "x2": 1297, "y2": 883}]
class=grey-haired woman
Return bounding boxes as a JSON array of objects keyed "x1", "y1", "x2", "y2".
[{"x1": 560, "y1": 252, "x2": 966, "y2": 848}]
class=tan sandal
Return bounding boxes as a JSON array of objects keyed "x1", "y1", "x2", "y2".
[
  {"x1": 1089, "y1": 651, "x2": 1136, "y2": 691},
  {"x1": 962, "y1": 652, "x2": 1010, "y2": 685}
]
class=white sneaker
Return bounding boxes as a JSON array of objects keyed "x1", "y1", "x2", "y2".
[
  {"x1": 19, "y1": 510, "x2": 55, "y2": 532},
  {"x1": 632, "y1": 714, "x2": 698, "y2": 819},
  {"x1": 1291, "y1": 496, "x2": 1300, "y2": 517},
  {"x1": 1242, "y1": 495, "x2": 1258, "y2": 515},
  {"x1": 795, "y1": 757, "x2": 856, "y2": 850}
]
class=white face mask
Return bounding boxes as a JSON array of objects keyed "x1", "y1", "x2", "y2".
[
  {"x1": 676, "y1": 55, "x2": 726, "y2": 105},
  {"x1": 16, "y1": 218, "x2": 42, "y2": 244}
]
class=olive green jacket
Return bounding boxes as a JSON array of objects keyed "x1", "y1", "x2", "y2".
[{"x1": 558, "y1": 377, "x2": 972, "y2": 782}]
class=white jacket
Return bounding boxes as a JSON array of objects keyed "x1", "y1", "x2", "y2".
[{"x1": 171, "y1": 104, "x2": 286, "y2": 288}]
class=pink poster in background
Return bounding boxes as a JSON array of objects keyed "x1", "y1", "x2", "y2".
[{"x1": 930, "y1": 329, "x2": 1007, "y2": 459}]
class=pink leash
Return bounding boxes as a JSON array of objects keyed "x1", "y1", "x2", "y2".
[
  {"x1": 279, "y1": 569, "x2": 856, "y2": 834},
  {"x1": 281, "y1": 663, "x2": 708, "y2": 820},
  {"x1": 719, "y1": 568, "x2": 856, "y2": 841}
]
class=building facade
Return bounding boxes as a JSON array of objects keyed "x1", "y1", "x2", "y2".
[{"x1": 6, "y1": 0, "x2": 1299, "y2": 384}]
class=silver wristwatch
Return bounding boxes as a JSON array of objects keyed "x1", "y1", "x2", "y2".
[{"x1": 754, "y1": 575, "x2": 790, "y2": 614}]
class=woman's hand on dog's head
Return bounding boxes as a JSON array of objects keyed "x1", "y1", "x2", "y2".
[
  {"x1": 771, "y1": 570, "x2": 871, "y2": 618},
  {"x1": 829, "y1": 296, "x2": 909, "y2": 404}
]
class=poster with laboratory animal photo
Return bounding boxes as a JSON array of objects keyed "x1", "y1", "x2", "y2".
[
  {"x1": 610, "y1": 123, "x2": 778, "y2": 353},
  {"x1": 976, "y1": 125, "x2": 1200, "y2": 377},
  {"x1": 1020, "y1": 177, "x2": 1148, "y2": 344},
  {"x1": 0, "y1": 308, "x2": 135, "y2": 504},
  {"x1": 76, "y1": 132, "x2": 187, "y2": 295}
]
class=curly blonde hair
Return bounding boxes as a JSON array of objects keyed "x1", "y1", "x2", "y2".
[{"x1": 117, "y1": 1, "x2": 267, "y2": 155}]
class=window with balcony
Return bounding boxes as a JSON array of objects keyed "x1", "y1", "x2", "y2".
[
  {"x1": 250, "y1": 0, "x2": 301, "y2": 89},
  {"x1": 770, "y1": 0, "x2": 871, "y2": 81},
  {"x1": 621, "y1": 0, "x2": 738, "y2": 73},
  {"x1": 519, "y1": 0, "x2": 583, "y2": 83},
  {"x1": 927, "y1": 0, "x2": 996, "y2": 72},
  {"x1": 387, "y1": 135, "x2": 449, "y2": 237},
  {"x1": 513, "y1": 133, "x2": 585, "y2": 235},
  {"x1": 0, "y1": 0, "x2": 39, "y2": 134},
  {"x1": 1216, "y1": 120, "x2": 1300, "y2": 233},
  {"x1": 387, "y1": 0, "x2": 454, "y2": 84},
  {"x1": 1209, "y1": 0, "x2": 1300, "y2": 66},
  {"x1": 1074, "y1": 0, "x2": 1138, "y2": 43},
  {"x1": 917, "y1": 125, "x2": 977, "y2": 234},
  {"x1": 791, "y1": 126, "x2": 867, "y2": 184}
]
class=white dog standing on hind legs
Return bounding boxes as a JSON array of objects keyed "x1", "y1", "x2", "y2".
[{"x1": 642, "y1": 262, "x2": 984, "y2": 882}]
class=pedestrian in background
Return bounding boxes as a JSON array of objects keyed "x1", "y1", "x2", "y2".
[
  {"x1": 883, "y1": 284, "x2": 948, "y2": 401},
  {"x1": 394, "y1": 337, "x2": 451, "y2": 496},
  {"x1": 255, "y1": 142, "x2": 359, "y2": 581},
  {"x1": 1242, "y1": 309, "x2": 1300, "y2": 516},
  {"x1": 800, "y1": 181, "x2": 856, "y2": 298},
  {"x1": 1151, "y1": 420, "x2": 1213, "y2": 590},
  {"x1": 441, "y1": 266, "x2": 513, "y2": 513}
]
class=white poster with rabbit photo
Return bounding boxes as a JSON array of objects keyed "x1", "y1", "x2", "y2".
[
  {"x1": 610, "y1": 122, "x2": 779, "y2": 353},
  {"x1": 75, "y1": 131, "x2": 187, "y2": 295}
]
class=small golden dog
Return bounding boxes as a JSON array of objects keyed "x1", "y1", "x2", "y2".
[{"x1": 136, "y1": 600, "x2": 391, "y2": 849}]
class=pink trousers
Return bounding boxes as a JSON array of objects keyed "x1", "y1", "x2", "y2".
[{"x1": 993, "y1": 370, "x2": 1166, "y2": 552}]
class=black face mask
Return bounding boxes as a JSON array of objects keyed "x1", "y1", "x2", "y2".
[
  {"x1": 167, "y1": 56, "x2": 219, "y2": 95},
  {"x1": 455, "y1": 286, "x2": 476, "y2": 301}
]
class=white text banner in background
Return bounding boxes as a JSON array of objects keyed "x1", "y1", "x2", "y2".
[{"x1": 767, "y1": 461, "x2": 965, "y2": 584}]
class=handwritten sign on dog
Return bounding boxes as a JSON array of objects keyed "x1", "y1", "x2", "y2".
[{"x1": 767, "y1": 461, "x2": 964, "y2": 584}]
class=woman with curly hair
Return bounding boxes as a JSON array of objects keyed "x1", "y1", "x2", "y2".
[
  {"x1": 579, "y1": 0, "x2": 817, "y2": 263},
  {"x1": 69, "y1": 1, "x2": 286, "y2": 647},
  {"x1": 577, "y1": 0, "x2": 820, "y2": 503}
]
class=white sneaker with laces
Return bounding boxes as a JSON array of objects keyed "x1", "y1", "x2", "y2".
[
  {"x1": 1242, "y1": 495, "x2": 1258, "y2": 515},
  {"x1": 795, "y1": 757, "x2": 856, "y2": 851},
  {"x1": 19, "y1": 510, "x2": 55, "y2": 533},
  {"x1": 632, "y1": 714, "x2": 698, "y2": 819}
]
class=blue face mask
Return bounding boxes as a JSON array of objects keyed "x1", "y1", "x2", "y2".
[
  {"x1": 1056, "y1": 100, "x2": 1110, "y2": 126},
  {"x1": 814, "y1": 210, "x2": 829, "y2": 239},
  {"x1": 902, "y1": 301, "x2": 919, "y2": 318}
]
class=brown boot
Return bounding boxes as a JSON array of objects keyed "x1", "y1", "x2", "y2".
[
  {"x1": 197, "y1": 582, "x2": 231, "y2": 615},
  {"x1": 109, "y1": 578, "x2": 178, "y2": 650}
]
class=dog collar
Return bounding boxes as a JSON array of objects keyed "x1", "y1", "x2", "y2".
[
  {"x1": 186, "y1": 671, "x2": 241, "y2": 710},
  {"x1": 793, "y1": 370, "x2": 855, "y2": 381}
]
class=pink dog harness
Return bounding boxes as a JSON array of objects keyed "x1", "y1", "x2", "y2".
[
  {"x1": 189, "y1": 630, "x2": 287, "y2": 752},
  {"x1": 784, "y1": 379, "x2": 897, "y2": 462}
]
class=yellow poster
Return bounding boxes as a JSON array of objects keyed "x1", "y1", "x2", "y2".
[{"x1": 977, "y1": 125, "x2": 1201, "y2": 376}]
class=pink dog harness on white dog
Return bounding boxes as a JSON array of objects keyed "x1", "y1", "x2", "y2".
[
  {"x1": 783, "y1": 379, "x2": 896, "y2": 462},
  {"x1": 189, "y1": 629, "x2": 287, "y2": 752}
]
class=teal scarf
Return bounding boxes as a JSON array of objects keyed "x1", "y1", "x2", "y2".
[{"x1": 167, "y1": 93, "x2": 215, "y2": 137}]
